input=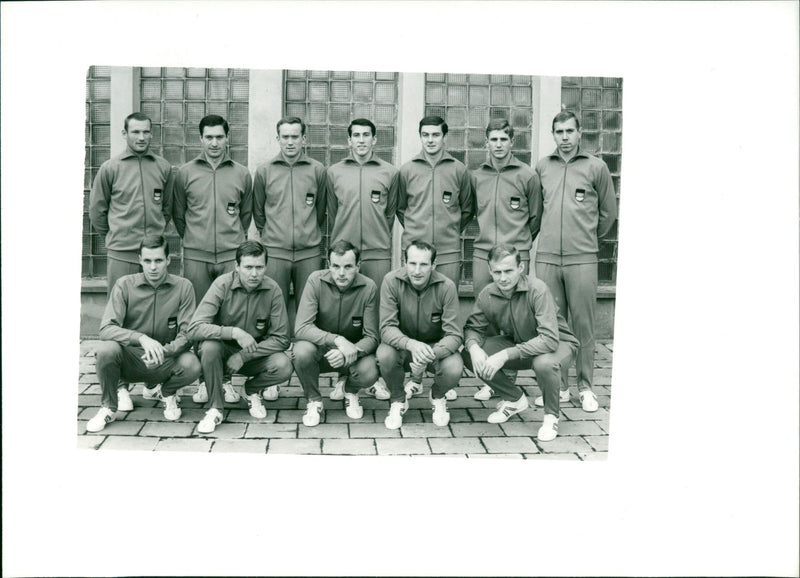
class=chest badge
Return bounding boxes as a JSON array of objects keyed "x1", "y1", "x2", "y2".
[
  {"x1": 431, "y1": 312, "x2": 442, "y2": 324},
  {"x1": 227, "y1": 202, "x2": 237, "y2": 216},
  {"x1": 153, "y1": 188, "x2": 163, "y2": 202},
  {"x1": 255, "y1": 318, "x2": 267, "y2": 331},
  {"x1": 167, "y1": 316, "x2": 177, "y2": 329},
  {"x1": 442, "y1": 191, "x2": 452, "y2": 204},
  {"x1": 305, "y1": 192, "x2": 315, "y2": 205},
  {"x1": 575, "y1": 189, "x2": 586, "y2": 202},
  {"x1": 370, "y1": 190, "x2": 381, "y2": 203},
  {"x1": 352, "y1": 316, "x2": 363, "y2": 328},
  {"x1": 510, "y1": 196, "x2": 521, "y2": 210}
]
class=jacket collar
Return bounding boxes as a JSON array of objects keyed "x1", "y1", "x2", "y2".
[
  {"x1": 269, "y1": 152, "x2": 312, "y2": 167},
  {"x1": 120, "y1": 146, "x2": 158, "y2": 161},
  {"x1": 395, "y1": 267, "x2": 445, "y2": 290},
  {"x1": 230, "y1": 271, "x2": 273, "y2": 292},
  {"x1": 343, "y1": 152, "x2": 382, "y2": 166},
  {"x1": 547, "y1": 146, "x2": 591, "y2": 162},
  {"x1": 479, "y1": 154, "x2": 525, "y2": 172},
  {"x1": 193, "y1": 152, "x2": 234, "y2": 168},
  {"x1": 133, "y1": 272, "x2": 177, "y2": 288},
  {"x1": 486, "y1": 274, "x2": 530, "y2": 298},
  {"x1": 411, "y1": 150, "x2": 457, "y2": 167},
  {"x1": 320, "y1": 270, "x2": 368, "y2": 291}
]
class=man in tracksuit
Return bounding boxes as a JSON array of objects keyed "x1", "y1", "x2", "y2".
[
  {"x1": 532, "y1": 111, "x2": 617, "y2": 413},
  {"x1": 462, "y1": 244, "x2": 578, "y2": 442},
  {"x1": 293, "y1": 241, "x2": 379, "y2": 427},
  {"x1": 86, "y1": 235, "x2": 201, "y2": 433},
  {"x1": 253, "y1": 116, "x2": 327, "y2": 328},
  {"x1": 377, "y1": 240, "x2": 463, "y2": 430},
  {"x1": 471, "y1": 119, "x2": 539, "y2": 298},
  {"x1": 90, "y1": 112, "x2": 174, "y2": 292},
  {"x1": 173, "y1": 114, "x2": 253, "y2": 307},
  {"x1": 188, "y1": 241, "x2": 292, "y2": 434},
  {"x1": 397, "y1": 115, "x2": 475, "y2": 288}
]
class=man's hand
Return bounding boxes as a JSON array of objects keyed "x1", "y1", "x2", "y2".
[
  {"x1": 469, "y1": 344, "x2": 489, "y2": 379},
  {"x1": 409, "y1": 359, "x2": 427, "y2": 378},
  {"x1": 324, "y1": 348, "x2": 346, "y2": 368},
  {"x1": 480, "y1": 350, "x2": 509, "y2": 381},
  {"x1": 333, "y1": 336, "x2": 359, "y2": 367},
  {"x1": 139, "y1": 335, "x2": 165, "y2": 367},
  {"x1": 405, "y1": 339, "x2": 435, "y2": 366},
  {"x1": 226, "y1": 352, "x2": 244, "y2": 373},
  {"x1": 232, "y1": 328, "x2": 257, "y2": 353}
]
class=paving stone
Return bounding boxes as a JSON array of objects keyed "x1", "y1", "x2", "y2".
[
  {"x1": 376, "y1": 438, "x2": 431, "y2": 455},
  {"x1": 349, "y1": 423, "x2": 401, "y2": 438},
  {"x1": 467, "y1": 408, "x2": 496, "y2": 422},
  {"x1": 420, "y1": 408, "x2": 472, "y2": 423},
  {"x1": 276, "y1": 409, "x2": 306, "y2": 423},
  {"x1": 579, "y1": 452, "x2": 608, "y2": 461},
  {"x1": 323, "y1": 409, "x2": 375, "y2": 424},
  {"x1": 373, "y1": 409, "x2": 424, "y2": 424},
  {"x1": 264, "y1": 397, "x2": 301, "y2": 409},
  {"x1": 268, "y1": 438, "x2": 321, "y2": 455},
  {"x1": 140, "y1": 422, "x2": 196, "y2": 438},
  {"x1": 482, "y1": 436, "x2": 539, "y2": 454},
  {"x1": 561, "y1": 408, "x2": 610, "y2": 421},
  {"x1": 399, "y1": 423, "x2": 452, "y2": 438},
  {"x1": 226, "y1": 409, "x2": 278, "y2": 424},
  {"x1": 446, "y1": 397, "x2": 487, "y2": 409},
  {"x1": 407, "y1": 396, "x2": 432, "y2": 409},
  {"x1": 100, "y1": 436, "x2": 159, "y2": 451},
  {"x1": 524, "y1": 453, "x2": 581, "y2": 460},
  {"x1": 554, "y1": 420, "x2": 605, "y2": 436},
  {"x1": 244, "y1": 423, "x2": 297, "y2": 439},
  {"x1": 359, "y1": 397, "x2": 393, "y2": 410},
  {"x1": 77, "y1": 436, "x2": 104, "y2": 450},
  {"x1": 597, "y1": 421, "x2": 610, "y2": 434},
  {"x1": 584, "y1": 436, "x2": 609, "y2": 451},
  {"x1": 468, "y1": 453, "x2": 523, "y2": 459},
  {"x1": 298, "y1": 424, "x2": 349, "y2": 438},
  {"x1": 80, "y1": 340, "x2": 102, "y2": 355},
  {"x1": 78, "y1": 394, "x2": 102, "y2": 407},
  {"x1": 79, "y1": 374, "x2": 99, "y2": 384},
  {"x1": 537, "y1": 436, "x2": 593, "y2": 454},
  {"x1": 82, "y1": 420, "x2": 144, "y2": 436},
  {"x1": 323, "y1": 439, "x2": 376, "y2": 455},
  {"x1": 451, "y1": 423, "x2": 504, "y2": 437},
  {"x1": 459, "y1": 377, "x2": 484, "y2": 386},
  {"x1": 196, "y1": 422, "x2": 247, "y2": 439},
  {"x1": 80, "y1": 384, "x2": 102, "y2": 394},
  {"x1": 154, "y1": 438, "x2": 212, "y2": 452},
  {"x1": 211, "y1": 439, "x2": 268, "y2": 453},
  {"x1": 78, "y1": 407, "x2": 101, "y2": 420},
  {"x1": 429, "y1": 437, "x2": 485, "y2": 454},
  {"x1": 499, "y1": 422, "x2": 541, "y2": 437}
]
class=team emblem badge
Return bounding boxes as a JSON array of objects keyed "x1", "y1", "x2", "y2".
[
  {"x1": 227, "y1": 202, "x2": 236, "y2": 216},
  {"x1": 256, "y1": 318, "x2": 267, "y2": 331},
  {"x1": 575, "y1": 189, "x2": 585, "y2": 202},
  {"x1": 510, "y1": 196, "x2": 521, "y2": 210},
  {"x1": 167, "y1": 317, "x2": 177, "y2": 329},
  {"x1": 442, "y1": 191, "x2": 452, "y2": 204},
  {"x1": 153, "y1": 188, "x2": 162, "y2": 202},
  {"x1": 371, "y1": 190, "x2": 381, "y2": 203},
  {"x1": 352, "y1": 316, "x2": 363, "y2": 328},
  {"x1": 305, "y1": 193, "x2": 315, "y2": 205},
  {"x1": 431, "y1": 312, "x2": 442, "y2": 323}
]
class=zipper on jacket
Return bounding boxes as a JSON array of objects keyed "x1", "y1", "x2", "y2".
[
  {"x1": 431, "y1": 166, "x2": 436, "y2": 245},
  {"x1": 244, "y1": 290, "x2": 251, "y2": 334},
  {"x1": 493, "y1": 171, "x2": 500, "y2": 246},
  {"x1": 151, "y1": 287, "x2": 158, "y2": 340},
  {"x1": 138, "y1": 157, "x2": 147, "y2": 236},
  {"x1": 213, "y1": 166, "x2": 218, "y2": 259},
  {"x1": 290, "y1": 165, "x2": 296, "y2": 259},
  {"x1": 359, "y1": 165, "x2": 364, "y2": 251},
  {"x1": 415, "y1": 290, "x2": 421, "y2": 338},
  {"x1": 336, "y1": 290, "x2": 343, "y2": 336}
]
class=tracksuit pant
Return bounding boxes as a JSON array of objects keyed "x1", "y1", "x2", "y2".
[
  {"x1": 292, "y1": 341, "x2": 379, "y2": 402},
  {"x1": 106, "y1": 257, "x2": 141, "y2": 295},
  {"x1": 184, "y1": 258, "x2": 237, "y2": 306},
  {"x1": 376, "y1": 344, "x2": 463, "y2": 403},
  {"x1": 434, "y1": 261, "x2": 461, "y2": 291},
  {"x1": 266, "y1": 255, "x2": 322, "y2": 334},
  {"x1": 472, "y1": 257, "x2": 529, "y2": 298},
  {"x1": 358, "y1": 259, "x2": 391, "y2": 303}
]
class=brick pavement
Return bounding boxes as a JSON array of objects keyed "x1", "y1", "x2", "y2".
[{"x1": 77, "y1": 340, "x2": 613, "y2": 459}]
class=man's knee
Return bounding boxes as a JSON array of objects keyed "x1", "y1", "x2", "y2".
[
  {"x1": 292, "y1": 340, "x2": 318, "y2": 368},
  {"x1": 198, "y1": 340, "x2": 223, "y2": 362},
  {"x1": 268, "y1": 352, "x2": 293, "y2": 381},
  {"x1": 482, "y1": 336, "x2": 512, "y2": 356},
  {"x1": 95, "y1": 341, "x2": 122, "y2": 366},
  {"x1": 177, "y1": 352, "x2": 202, "y2": 381},
  {"x1": 376, "y1": 344, "x2": 400, "y2": 370},
  {"x1": 532, "y1": 352, "x2": 561, "y2": 376},
  {"x1": 350, "y1": 355, "x2": 379, "y2": 386},
  {"x1": 438, "y1": 353, "x2": 464, "y2": 380}
]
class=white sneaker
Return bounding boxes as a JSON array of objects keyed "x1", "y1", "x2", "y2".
[
  {"x1": 261, "y1": 384, "x2": 280, "y2": 401},
  {"x1": 193, "y1": 383, "x2": 209, "y2": 404},
  {"x1": 117, "y1": 387, "x2": 134, "y2": 412},
  {"x1": 329, "y1": 377, "x2": 346, "y2": 401},
  {"x1": 474, "y1": 385, "x2": 494, "y2": 401},
  {"x1": 580, "y1": 390, "x2": 599, "y2": 412},
  {"x1": 247, "y1": 393, "x2": 267, "y2": 419},
  {"x1": 537, "y1": 414, "x2": 559, "y2": 441},
  {"x1": 197, "y1": 408, "x2": 223, "y2": 434},
  {"x1": 303, "y1": 400, "x2": 324, "y2": 427},
  {"x1": 163, "y1": 395, "x2": 182, "y2": 421},
  {"x1": 344, "y1": 392, "x2": 364, "y2": 419},
  {"x1": 86, "y1": 407, "x2": 115, "y2": 433},
  {"x1": 534, "y1": 389, "x2": 571, "y2": 407},
  {"x1": 385, "y1": 400, "x2": 409, "y2": 430},
  {"x1": 430, "y1": 394, "x2": 450, "y2": 427},
  {"x1": 487, "y1": 395, "x2": 529, "y2": 423},
  {"x1": 445, "y1": 389, "x2": 457, "y2": 401},
  {"x1": 404, "y1": 380, "x2": 423, "y2": 400},
  {"x1": 223, "y1": 381, "x2": 241, "y2": 403},
  {"x1": 364, "y1": 377, "x2": 391, "y2": 400},
  {"x1": 142, "y1": 383, "x2": 164, "y2": 401}
]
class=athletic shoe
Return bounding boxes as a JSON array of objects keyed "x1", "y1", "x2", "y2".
[
  {"x1": 329, "y1": 377, "x2": 346, "y2": 401},
  {"x1": 474, "y1": 385, "x2": 494, "y2": 401},
  {"x1": 117, "y1": 387, "x2": 134, "y2": 412},
  {"x1": 404, "y1": 380, "x2": 423, "y2": 400},
  {"x1": 197, "y1": 408, "x2": 223, "y2": 434},
  {"x1": 163, "y1": 395, "x2": 181, "y2": 421},
  {"x1": 192, "y1": 383, "x2": 209, "y2": 404},
  {"x1": 364, "y1": 378, "x2": 391, "y2": 400},
  {"x1": 223, "y1": 381, "x2": 241, "y2": 403},
  {"x1": 261, "y1": 385, "x2": 280, "y2": 401},
  {"x1": 580, "y1": 390, "x2": 599, "y2": 413},
  {"x1": 534, "y1": 389, "x2": 571, "y2": 407},
  {"x1": 537, "y1": 414, "x2": 559, "y2": 442},
  {"x1": 302, "y1": 400, "x2": 324, "y2": 427},
  {"x1": 445, "y1": 389, "x2": 457, "y2": 401},
  {"x1": 142, "y1": 383, "x2": 164, "y2": 401},
  {"x1": 86, "y1": 407, "x2": 115, "y2": 433},
  {"x1": 487, "y1": 395, "x2": 529, "y2": 424},
  {"x1": 247, "y1": 393, "x2": 267, "y2": 419},
  {"x1": 430, "y1": 394, "x2": 450, "y2": 427},
  {"x1": 384, "y1": 400, "x2": 409, "y2": 430},
  {"x1": 344, "y1": 392, "x2": 364, "y2": 420}
]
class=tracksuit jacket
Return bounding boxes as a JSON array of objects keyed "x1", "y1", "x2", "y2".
[
  {"x1": 397, "y1": 151, "x2": 475, "y2": 265},
  {"x1": 188, "y1": 271, "x2": 290, "y2": 363},
  {"x1": 173, "y1": 154, "x2": 253, "y2": 264},
  {"x1": 326, "y1": 154, "x2": 399, "y2": 262},
  {"x1": 379, "y1": 268, "x2": 463, "y2": 360},
  {"x1": 99, "y1": 273, "x2": 195, "y2": 357},
  {"x1": 90, "y1": 148, "x2": 174, "y2": 263},
  {"x1": 471, "y1": 155, "x2": 539, "y2": 261},
  {"x1": 252, "y1": 153, "x2": 327, "y2": 262},
  {"x1": 294, "y1": 270, "x2": 379, "y2": 355},
  {"x1": 464, "y1": 275, "x2": 578, "y2": 360},
  {"x1": 533, "y1": 148, "x2": 618, "y2": 265}
]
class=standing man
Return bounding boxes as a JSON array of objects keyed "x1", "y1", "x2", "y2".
[
  {"x1": 377, "y1": 241, "x2": 463, "y2": 430},
  {"x1": 462, "y1": 245, "x2": 578, "y2": 442},
  {"x1": 293, "y1": 241, "x2": 380, "y2": 427},
  {"x1": 532, "y1": 111, "x2": 617, "y2": 412},
  {"x1": 253, "y1": 117, "x2": 327, "y2": 327},
  {"x1": 86, "y1": 235, "x2": 201, "y2": 432},
  {"x1": 90, "y1": 112, "x2": 174, "y2": 292},
  {"x1": 397, "y1": 115, "x2": 474, "y2": 288},
  {"x1": 173, "y1": 114, "x2": 253, "y2": 306},
  {"x1": 471, "y1": 119, "x2": 539, "y2": 296},
  {"x1": 188, "y1": 241, "x2": 292, "y2": 434}
]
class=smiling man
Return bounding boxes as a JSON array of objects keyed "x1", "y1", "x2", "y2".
[
  {"x1": 293, "y1": 241, "x2": 379, "y2": 426},
  {"x1": 188, "y1": 241, "x2": 292, "y2": 434},
  {"x1": 86, "y1": 235, "x2": 201, "y2": 433}
]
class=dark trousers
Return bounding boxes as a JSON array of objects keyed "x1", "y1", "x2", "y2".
[
  {"x1": 292, "y1": 340, "x2": 379, "y2": 402},
  {"x1": 184, "y1": 258, "x2": 237, "y2": 307},
  {"x1": 266, "y1": 256, "x2": 322, "y2": 332},
  {"x1": 376, "y1": 343, "x2": 463, "y2": 403},
  {"x1": 106, "y1": 258, "x2": 141, "y2": 295}
]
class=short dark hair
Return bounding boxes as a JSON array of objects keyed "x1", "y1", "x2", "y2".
[
  {"x1": 487, "y1": 244, "x2": 521, "y2": 266},
  {"x1": 552, "y1": 110, "x2": 581, "y2": 132},
  {"x1": 236, "y1": 240, "x2": 267, "y2": 265},
  {"x1": 124, "y1": 112, "x2": 151, "y2": 132},
  {"x1": 348, "y1": 118, "x2": 376, "y2": 137},
  {"x1": 139, "y1": 234, "x2": 169, "y2": 257},
  {"x1": 418, "y1": 116, "x2": 448, "y2": 137},
  {"x1": 485, "y1": 119, "x2": 514, "y2": 139},
  {"x1": 277, "y1": 116, "x2": 306, "y2": 136},
  {"x1": 404, "y1": 239, "x2": 437, "y2": 264},
  {"x1": 199, "y1": 114, "x2": 229, "y2": 136},
  {"x1": 328, "y1": 240, "x2": 360, "y2": 264}
]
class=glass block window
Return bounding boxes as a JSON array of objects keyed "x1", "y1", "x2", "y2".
[
  {"x1": 562, "y1": 76, "x2": 622, "y2": 285},
  {"x1": 424, "y1": 73, "x2": 534, "y2": 292}
]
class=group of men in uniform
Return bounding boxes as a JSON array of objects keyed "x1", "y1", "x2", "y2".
[{"x1": 86, "y1": 107, "x2": 617, "y2": 442}]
